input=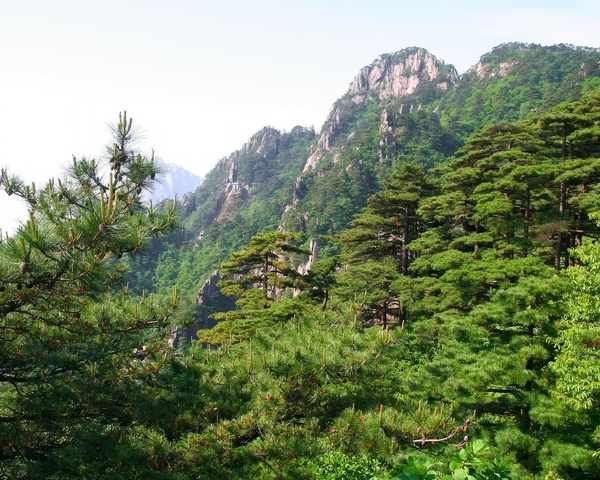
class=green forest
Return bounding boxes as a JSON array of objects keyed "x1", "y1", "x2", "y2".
[{"x1": 4, "y1": 43, "x2": 600, "y2": 479}]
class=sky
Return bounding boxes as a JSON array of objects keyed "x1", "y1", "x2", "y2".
[{"x1": 1, "y1": 0, "x2": 599, "y2": 234}]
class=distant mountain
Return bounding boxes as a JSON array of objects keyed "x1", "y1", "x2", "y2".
[{"x1": 144, "y1": 158, "x2": 202, "y2": 204}]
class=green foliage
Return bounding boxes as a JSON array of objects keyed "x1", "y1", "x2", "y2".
[
  {"x1": 438, "y1": 43, "x2": 600, "y2": 136},
  {"x1": 389, "y1": 440, "x2": 513, "y2": 479},
  {"x1": 546, "y1": 230, "x2": 600, "y2": 475},
  {"x1": 123, "y1": 303, "x2": 479, "y2": 479},
  {"x1": 217, "y1": 231, "x2": 308, "y2": 302},
  {"x1": 552, "y1": 239, "x2": 600, "y2": 411},
  {"x1": 196, "y1": 231, "x2": 311, "y2": 343},
  {"x1": 308, "y1": 450, "x2": 385, "y2": 480},
  {"x1": 139, "y1": 44, "x2": 600, "y2": 306},
  {"x1": 336, "y1": 260, "x2": 402, "y2": 327},
  {"x1": 126, "y1": 125, "x2": 316, "y2": 300},
  {"x1": 393, "y1": 456, "x2": 440, "y2": 480},
  {"x1": 168, "y1": 87, "x2": 600, "y2": 478}
]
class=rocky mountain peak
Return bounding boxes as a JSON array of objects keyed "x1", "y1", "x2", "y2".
[
  {"x1": 302, "y1": 48, "x2": 457, "y2": 173},
  {"x1": 240, "y1": 126, "x2": 281, "y2": 158},
  {"x1": 347, "y1": 47, "x2": 458, "y2": 101}
]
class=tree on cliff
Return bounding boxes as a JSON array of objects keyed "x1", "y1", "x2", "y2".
[
  {"x1": 198, "y1": 231, "x2": 310, "y2": 343},
  {"x1": 216, "y1": 231, "x2": 308, "y2": 309}
]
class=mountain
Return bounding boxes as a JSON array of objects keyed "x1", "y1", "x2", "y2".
[
  {"x1": 282, "y1": 43, "x2": 600, "y2": 236},
  {"x1": 281, "y1": 47, "x2": 461, "y2": 235},
  {"x1": 128, "y1": 126, "x2": 316, "y2": 297},
  {"x1": 437, "y1": 42, "x2": 600, "y2": 134},
  {"x1": 180, "y1": 126, "x2": 315, "y2": 234},
  {"x1": 9, "y1": 42, "x2": 600, "y2": 480},
  {"x1": 143, "y1": 158, "x2": 202, "y2": 204},
  {"x1": 129, "y1": 42, "x2": 600, "y2": 299}
]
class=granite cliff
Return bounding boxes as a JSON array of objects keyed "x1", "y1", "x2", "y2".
[{"x1": 303, "y1": 47, "x2": 456, "y2": 173}]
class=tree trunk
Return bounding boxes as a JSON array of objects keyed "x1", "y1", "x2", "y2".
[
  {"x1": 555, "y1": 233, "x2": 562, "y2": 270},
  {"x1": 560, "y1": 125, "x2": 567, "y2": 214},
  {"x1": 401, "y1": 205, "x2": 410, "y2": 276},
  {"x1": 523, "y1": 187, "x2": 530, "y2": 240},
  {"x1": 321, "y1": 290, "x2": 329, "y2": 311},
  {"x1": 264, "y1": 251, "x2": 270, "y2": 302}
]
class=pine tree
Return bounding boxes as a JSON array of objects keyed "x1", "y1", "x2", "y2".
[
  {"x1": 537, "y1": 91, "x2": 600, "y2": 267},
  {"x1": 393, "y1": 94, "x2": 600, "y2": 477},
  {"x1": 336, "y1": 162, "x2": 438, "y2": 275},
  {"x1": 336, "y1": 260, "x2": 402, "y2": 328},
  {"x1": 198, "y1": 231, "x2": 310, "y2": 343},
  {"x1": 334, "y1": 163, "x2": 438, "y2": 323},
  {"x1": 0, "y1": 112, "x2": 178, "y2": 477},
  {"x1": 216, "y1": 231, "x2": 308, "y2": 309}
]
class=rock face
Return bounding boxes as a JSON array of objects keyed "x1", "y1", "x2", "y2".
[
  {"x1": 215, "y1": 161, "x2": 249, "y2": 222},
  {"x1": 171, "y1": 270, "x2": 222, "y2": 348},
  {"x1": 302, "y1": 108, "x2": 340, "y2": 172},
  {"x1": 473, "y1": 60, "x2": 517, "y2": 80},
  {"x1": 196, "y1": 270, "x2": 221, "y2": 306},
  {"x1": 302, "y1": 47, "x2": 457, "y2": 173},
  {"x1": 213, "y1": 127, "x2": 280, "y2": 221},
  {"x1": 347, "y1": 47, "x2": 458, "y2": 100},
  {"x1": 241, "y1": 127, "x2": 281, "y2": 157}
]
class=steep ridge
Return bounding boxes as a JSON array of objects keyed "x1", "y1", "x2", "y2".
[
  {"x1": 180, "y1": 126, "x2": 315, "y2": 235},
  {"x1": 282, "y1": 43, "x2": 600, "y2": 237},
  {"x1": 347, "y1": 47, "x2": 457, "y2": 100},
  {"x1": 437, "y1": 42, "x2": 600, "y2": 133},
  {"x1": 133, "y1": 125, "x2": 315, "y2": 300},
  {"x1": 283, "y1": 47, "x2": 461, "y2": 235}
]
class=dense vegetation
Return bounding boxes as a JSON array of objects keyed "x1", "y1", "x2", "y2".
[{"x1": 3, "y1": 44, "x2": 600, "y2": 479}]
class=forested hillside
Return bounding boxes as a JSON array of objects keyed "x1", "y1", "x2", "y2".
[
  {"x1": 3, "y1": 43, "x2": 600, "y2": 479},
  {"x1": 132, "y1": 43, "x2": 600, "y2": 302}
]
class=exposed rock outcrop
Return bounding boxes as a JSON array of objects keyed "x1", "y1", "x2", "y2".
[
  {"x1": 170, "y1": 270, "x2": 222, "y2": 348},
  {"x1": 474, "y1": 60, "x2": 516, "y2": 79},
  {"x1": 212, "y1": 128, "x2": 281, "y2": 221},
  {"x1": 196, "y1": 270, "x2": 221, "y2": 306},
  {"x1": 301, "y1": 47, "x2": 457, "y2": 174},
  {"x1": 378, "y1": 109, "x2": 395, "y2": 163},
  {"x1": 347, "y1": 47, "x2": 458, "y2": 100},
  {"x1": 303, "y1": 106, "x2": 341, "y2": 172},
  {"x1": 297, "y1": 238, "x2": 321, "y2": 276},
  {"x1": 215, "y1": 174, "x2": 249, "y2": 222}
]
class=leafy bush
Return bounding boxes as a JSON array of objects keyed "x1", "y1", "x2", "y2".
[
  {"x1": 309, "y1": 450, "x2": 385, "y2": 480},
  {"x1": 387, "y1": 440, "x2": 513, "y2": 480}
]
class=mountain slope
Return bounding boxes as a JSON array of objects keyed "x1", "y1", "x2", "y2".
[
  {"x1": 282, "y1": 43, "x2": 600, "y2": 237},
  {"x1": 131, "y1": 43, "x2": 600, "y2": 300},
  {"x1": 131, "y1": 126, "x2": 316, "y2": 297},
  {"x1": 437, "y1": 42, "x2": 600, "y2": 135}
]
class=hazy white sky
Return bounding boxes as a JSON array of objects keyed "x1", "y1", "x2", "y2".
[{"x1": 1, "y1": 0, "x2": 599, "y2": 233}]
